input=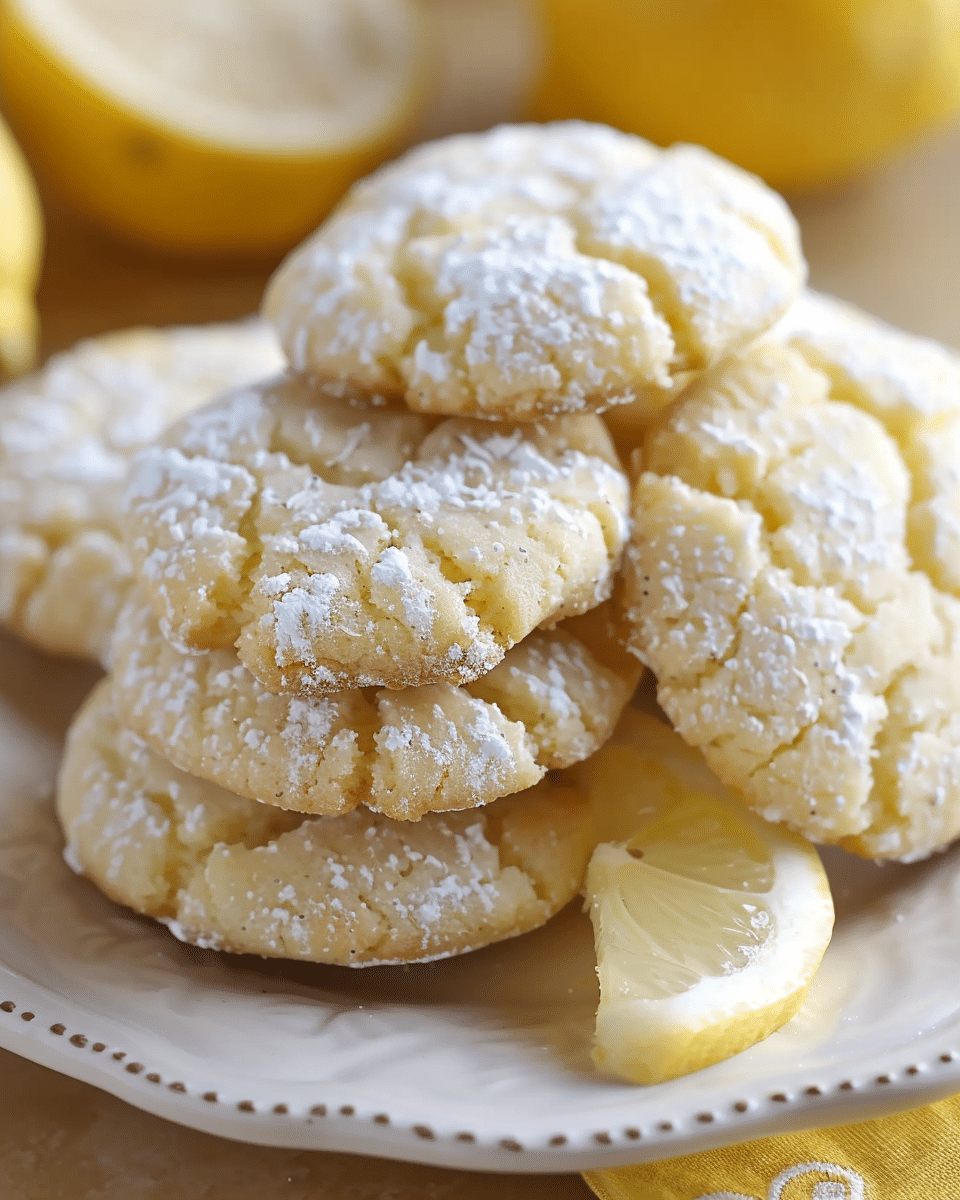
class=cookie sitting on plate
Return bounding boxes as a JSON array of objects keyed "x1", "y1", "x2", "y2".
[
  {"x1": 623, "y1": 293, "x2": 960, "y2": 862},
  {"x1": 58, "y1": 680, "x2": 595, "y2": 965},
  {"x1": 0, "y1": 319, "x2": 282, "y2": 662}
]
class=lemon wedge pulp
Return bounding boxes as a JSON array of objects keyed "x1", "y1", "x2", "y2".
[
  {"x1": 0, "y1": 0, "x2": 427, "y2": 257},
  {"x1": 579, "y1": 708, "x2": 834, "y2": 1085}
]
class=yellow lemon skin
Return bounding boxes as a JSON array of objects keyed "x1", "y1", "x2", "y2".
[
  {"x1": 579, "y1": 711, "x2": 834, "y2": 1086},
  {"x1": 0, "y1": 8, "x2": 426, "y2": 259},
  {"x1": 592, "y1": 956, "x2": 812, "y2": 1086},
  {"x1": 0, "y1": 114, "x2": 42, "y2": 379},
  {"x1": 530, "y1": 0, "x2": 960, "y2": 192}
]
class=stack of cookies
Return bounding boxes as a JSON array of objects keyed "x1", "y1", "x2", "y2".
[
  {"x1": 47, "y1": 121, "x2": 811, "y2": 966},
  {"x1": 61, "y1": 372, "x2": 643, "y2": 963},
  {"x1": 17, "y1": 119, "x2": 957, "y2": 975}
]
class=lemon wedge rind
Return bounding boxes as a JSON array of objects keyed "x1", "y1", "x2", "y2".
[{"x1": 588, "y1": 833, "x2": 833, "y2": 1084}]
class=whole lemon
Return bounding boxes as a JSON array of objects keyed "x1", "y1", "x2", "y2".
[
  {"x1": 0, "y1": 114, "x2": 42, "y2": 379},
  {"x1": 530, "y1": 0, "x2": 960, "y2": 191},
  {"x1": 0, "y1": 0, "x2": 428, "y2": 259}
]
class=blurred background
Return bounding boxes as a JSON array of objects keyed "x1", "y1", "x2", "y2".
[{"x1": 0, "y1": 0, "x2": 958, "y2": 370}]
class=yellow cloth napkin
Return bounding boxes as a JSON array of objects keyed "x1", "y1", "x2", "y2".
[{"x1": 582, "y1": 1091, "x2": 960, "y2": 1199}]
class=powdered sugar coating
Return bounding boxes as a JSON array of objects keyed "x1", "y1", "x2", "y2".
[
  {"x1": 775, "y1": 290, "x2": 960, "y2": 597},
  {"x1": 0, "y1": 320, "x2": 283, "y2": 661},
  {"x1": 57, "y1": 681, "x2": 594, "y2": 965},
  {"x1": 108, "y1": 590, "x2": 640, "y2": 820},
  {"x1": 624, "y1": 320, "x2": 960, "y2": 862},
  {"x1": 125, "y1": 373, "x2": 631, "y2": 694},
  {"x1": 264, "y1": 122, "x2": 805, "y2": 420}
]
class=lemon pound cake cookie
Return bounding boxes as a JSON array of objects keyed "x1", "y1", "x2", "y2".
[
  {"x1": 109, "y1": 589, "x2": 641, "y2": 820},
  {"x1": 263, "y1": 121, "x2": 805, "y2": 421},
  {"x1": 125, "y1": 373, "x2": 631, "y2": 694},
  {"x1": 58, "y1": 681, "x2": 594, "y2": 965},
  {"x1": 0, "y1": 319, "x2": 283, "y2": 661},
  {"x1": 624, "y1": 317, "x2": 960, "y2": 863}
]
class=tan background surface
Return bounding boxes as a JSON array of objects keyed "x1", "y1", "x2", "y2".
[{"x1": 1, "y1": 8, "x2": 959, "y2": 1193}]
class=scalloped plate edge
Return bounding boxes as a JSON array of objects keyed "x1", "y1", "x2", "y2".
[{"x1": 4, "y1": 974, "x2": 960, "y2": 1173}]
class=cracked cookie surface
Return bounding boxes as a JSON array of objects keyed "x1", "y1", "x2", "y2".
[
  {"x1": 58, "y1": 680, "x2": 594, "y2": 965},
  {"x1": 125, "y1": 372, "x2": 631, "y2": 694},
  {"x1": 108, "y1": 589, "x2": 641, "y2": 820},
  {"x1": 623, "y1": 306, "x2": 960, "y2": 862},
  {"x1": 0, "y1": 320, "x2": 283, "y2": 661},
  {"x1": 264, "y1": 121, "x2": 805, "y2": 421}
]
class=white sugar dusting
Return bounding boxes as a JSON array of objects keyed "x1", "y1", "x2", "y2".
[
  {"x1": 632, "y1": 325, "x2": 960, "y2": 859},
  {"x1": 264, "y1": 122, "x2": 803, "y2": 415},
  {"x1": 269, "y1": 574, "x2": 341, "y2": 665},
  {"x1": 65, "y1": 681, "x2": 590, "y2": 960},
  {"x1": 370, "y1": 546, "x2": 437, "y2": 637},
  {"x1": 110, "y1": 589, "x2": 624, "y2": 821},
  {"x1": 123, "y1": 322, "x2": 629, "y2": 692}
]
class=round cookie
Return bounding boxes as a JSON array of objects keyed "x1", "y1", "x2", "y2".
[
  {"x1": 125, "y1": 372, "x2": 631, "y2": 694},
  {"x1": 264, "y1": 121, "x2": 805, "y2": 421},
  {"x1": 58, "y1": 680, "x2": 594, "y2": 965},
  {"x1": 109, "y1": 588, "x2": 642, "y2": 820},
  {"x1": 623, "y1": 317, "x2": 960, "y2": 863},
  {"x1": 0, "y1": 319, "x2": 283, "y2": 662}
]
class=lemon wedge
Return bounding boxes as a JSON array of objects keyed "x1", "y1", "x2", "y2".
[
  {"x1": 0, "y1": 114, "x2": 42, "y2": 380},
  {"x1": 0, "y1": 0, "x2": 428, "y2": 257},
  {"x1": 579, "y1": 708, "x2": 834, "y2": 1085}
]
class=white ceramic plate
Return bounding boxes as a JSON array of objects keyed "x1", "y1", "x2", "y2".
[{"x1": 4, "y1": 633, "x2": 960, "y2": 1174}]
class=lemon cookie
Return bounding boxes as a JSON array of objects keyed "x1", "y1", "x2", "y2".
[
  {"x1": 0, "y1": 319, "x2": 283, "y2": 661},
  {"x1": 263, "y1": 121, "x2": 805, "y2": 421},
  {"x1": 624, "y1": 323, "x2": 960, "y2": 862},
  {"x1": 125, "y1": 372, "x2": 631, "y2": 694},
  {"x1": 109, "y1": 588, "x2": 641, "y2": 821},
  {"x1": 58, "y1": 680, "x2": 594, "y2": 965},
  {"x1": 775, "y1": 289, "x2": 960, "y2": 596}
]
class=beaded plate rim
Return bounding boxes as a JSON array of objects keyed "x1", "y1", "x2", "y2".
[
  {"x1": 4, "y1": 645, "x2": 960, "y2": 1173},
  {"x1": 3, "y1": 985, "x2": 960, "y2": 1172}
]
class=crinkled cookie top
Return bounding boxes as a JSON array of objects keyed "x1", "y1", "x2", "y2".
[
  {"x1": 109, "y1": 589, "x2": 640, "y2": 821},
  {"x1": 264, "y1": 121, "x2": 805, "y2": 420},
  {"x1": 624, "y1": 296, "x2": 960, "y2": 862},
  {"x1": 125, "y1": 372, "x2": 631, "y2": 695},
  {"x1": 0, "y1": 319, "x2": 282, "y2": 661},
  {"x1": 58, "y1": 680, "x2": 594, "y2": 966}
]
